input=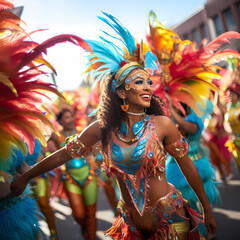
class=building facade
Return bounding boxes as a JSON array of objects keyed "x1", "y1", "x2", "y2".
[{"x1": 172, "y1": 0, "x2": 240, "y2": 52}]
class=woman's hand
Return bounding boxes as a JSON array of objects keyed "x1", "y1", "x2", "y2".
[
  {"x1": 204, "y1": 208, "x2": 217, "y2": 234},
  {"x1": 10, "y1": 175, "x2": 28, "y2": 196}
]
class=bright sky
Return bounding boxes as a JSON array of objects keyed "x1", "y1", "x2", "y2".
[{"x1": 14, "y1": 0, "x2": 206, "y2": 91}]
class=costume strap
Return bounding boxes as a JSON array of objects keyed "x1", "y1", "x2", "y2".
[
  {"x1": 164, "y1": 136, "x2": 189, "y2": 158},
  {"x1": 65, "y1": 134, "x2": 91, "y2": 159}
]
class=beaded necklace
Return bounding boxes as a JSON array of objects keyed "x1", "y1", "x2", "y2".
[{"x1": 116, "y1": 115, "x2": 150, "y2": 143}]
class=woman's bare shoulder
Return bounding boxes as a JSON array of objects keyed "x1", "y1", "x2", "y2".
[
  {"x1": 152, "y1": 115, "x2": 173, "y2": 126},
  {"x1": 151, "y1": 115, "x2": 179, "y2": 143}
]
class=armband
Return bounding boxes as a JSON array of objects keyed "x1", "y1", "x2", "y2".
[
  {"x1": 164, "y1": 136, "x2": 189, "y2": 158},
  {"x1": 65, "y1": 134, "x2": 91, "y2": 158}
]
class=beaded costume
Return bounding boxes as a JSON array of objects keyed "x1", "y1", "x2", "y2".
[
  {"x1": 58, "y1": 131, "x2": 97, "y2": 194},
  {"x1": 66, "y1": 116, "x2": 204, "y2": 239},
  {"x1": 57, "y1": 130, "x2": 98, "y2": 240}
]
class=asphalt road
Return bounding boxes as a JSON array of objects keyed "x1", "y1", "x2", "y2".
[{"x1": 39, "y1": 162, "x2": 240, "y2": 240}]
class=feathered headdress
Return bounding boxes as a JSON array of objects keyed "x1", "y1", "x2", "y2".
[
  {"x1": 42, "y1": 86, "x2": 90, "y2": 133},
  {"x1": 0, "y1": 1, "x2": 91, "y2": 159},
  {"x1": 83, "y1": 12, "x2": 160, "y2": 91},
  {"x1": 147, "y1": 11, "x2": 240, "y2": 117}
]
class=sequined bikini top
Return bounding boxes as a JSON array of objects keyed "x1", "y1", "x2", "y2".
[{"x1": 102, "y1": 116, "x2": 189, "y2": 216}]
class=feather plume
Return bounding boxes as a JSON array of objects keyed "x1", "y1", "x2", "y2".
[
  {"x1": 0, "y1": 0, "x2": 14, "y2": 11},
  {"x1": 82, "y1": 12, "x2": 160, "y2": 91},
  {"x1": 0, "y1": 4, "x2": 90, "y2": 161},
  {"x1": 147, "y1": 11, "x2": 240, "y2": 117},
  {"x1": 205, "y1": 31, "x2": 240, "y2": 52}
]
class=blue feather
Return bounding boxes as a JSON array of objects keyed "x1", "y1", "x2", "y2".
[
  {"x1": 100, "y1": 12, "x2": 137, "y2": 55},
  {"x1": 145, "y1": 51, "x2": 161, "y2": 73}
]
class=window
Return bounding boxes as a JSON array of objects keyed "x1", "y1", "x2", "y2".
[
  {"x1": 237, "y1": 2, "x2": 240, "y2": 16},
  {"x1": 193, "y1": 28, "x2": 201, "y2": 47},
  {"x1": 223, "y1": 8, "x2": 237, "y2": 31},
  {"x1": 213, "y1": 15, "x2": 223, "y2": 36},
  {"x1": 183, "y1": 33, "x2": 190, "y2": 40},
  {"x1": 200, "y1": 23, "x2": 209, "y2": 41}
]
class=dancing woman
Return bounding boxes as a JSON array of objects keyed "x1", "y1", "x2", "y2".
[
  {"x1": 165, "y1": 99, "x2": 220, "y2": 211},
  {"x1": 25, "y1": 139, "x2": 58, "y2": 240},
  {"x1": 11, "y1": 13, "x2": 216, "y2": 239},
  {"x1": 225, "y1": 82, "x2": 240, "y2": 171},
  {"x1": 48, "y1": 108, "x2": 98, "y2": 240}
]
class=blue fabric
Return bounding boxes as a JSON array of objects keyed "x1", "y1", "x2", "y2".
[
  {"x1": 65, "y1": 157, "x2": 88, "y2": 169},
  {"x1": 166, "y1": 113, "x2": 220, "y2": 209}
]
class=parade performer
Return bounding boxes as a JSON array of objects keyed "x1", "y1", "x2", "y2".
[
  {"x1": 146, "y1": 11, "x2": 240, "y2": 208},
  {"x1": 0, "y1": 1, "x2": 90, "y2": 239},
  {"x1": 165, "y1": 98, "x2": 220, "y2": 211},
  {"x1": 0, "y1": 1, "x2": 91, "y2": 162},
  {"x1": 205, "y1": 99, "x2": 233, "y2": 182},
  {"x1": 48, "y1": 105, "x2": 98, "y2": 240},
  {"x1": 225, "y1": 81, "x2": 240, "y2": 171},
  {"x1": 11, "y1": 12, "x2": 217, "y2": 240},
  {"x1": 25, "y1": 139, "x2": 58, "y2": 240},
  {"x1": 0, "y1": 148, "x2": 44, "y2": 240}
]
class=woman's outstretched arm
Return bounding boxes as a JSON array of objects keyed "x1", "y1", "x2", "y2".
[
  {"x1": 176, "y1": 154, "x2": 217, "y2": 234},
  {"x1": 11, "y1": 120, "x2": 101, "y2": 196},
  {"x1": 157, "y1": 116, "x2": 217, "y2": 234}
]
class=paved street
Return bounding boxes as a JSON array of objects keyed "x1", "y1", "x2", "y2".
[{"x1": 39, "y1": 163, "x2": 240, "y2": 240}]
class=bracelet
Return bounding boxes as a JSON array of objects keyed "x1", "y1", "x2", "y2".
[{"x1": 65, "y1": 134, "x2": 91, "y2": 158}]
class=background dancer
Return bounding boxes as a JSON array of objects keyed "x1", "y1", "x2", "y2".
[{"x1": 48, "y1": 107, "x2": 98, "y2": 240}]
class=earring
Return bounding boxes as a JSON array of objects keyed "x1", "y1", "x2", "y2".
[{"x1": 121, "y1": 99, "x2": 129, "y2": 111}]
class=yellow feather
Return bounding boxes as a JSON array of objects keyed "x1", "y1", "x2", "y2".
[
  {"x1": 0, "y1": 72, "x2": 18, "y2": 96},
  {"x1": 34, "y1": 57, "x2": 57, "y2": 75},
  {"x1": 195, "y1": 72, "x2": 222, "y2": 82}
]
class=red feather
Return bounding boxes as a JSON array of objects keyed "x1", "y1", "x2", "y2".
[
  {"x1": 0, "y1": 0, "x2": 14, "y2": 10},
  {"x1": 205, "y1": 31, "x2": 240, "y2": 52},
  {"x1": 15, "y1": 34, "x2": 92, "y2": 72}
]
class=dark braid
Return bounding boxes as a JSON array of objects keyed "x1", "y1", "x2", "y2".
[{"x1": 97, "y1": 75, "x2": 164, "y2": 148}]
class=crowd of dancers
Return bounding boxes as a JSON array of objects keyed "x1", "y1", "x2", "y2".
[{"x1": 1, "y1": 1, "x2": 240, "y2": 240}]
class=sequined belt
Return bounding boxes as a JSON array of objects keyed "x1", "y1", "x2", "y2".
[{"x1": 118, "y1": 184, "x2": 187, "y2": 232}]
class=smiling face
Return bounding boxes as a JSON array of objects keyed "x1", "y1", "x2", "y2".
[{"x1": 117, "y1": 68, "x2": 153, "y2": 111}]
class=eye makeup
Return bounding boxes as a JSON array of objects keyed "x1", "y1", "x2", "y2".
[{"x1": 124, "y1": 70, "x2": 151, "y2": 91}]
